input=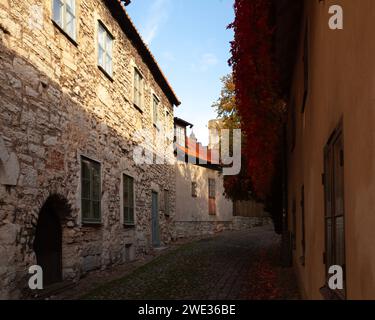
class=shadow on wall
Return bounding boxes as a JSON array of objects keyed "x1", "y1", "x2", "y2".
[{"x1": 0, "y1": 41, "x2": 174, "y2": 298}]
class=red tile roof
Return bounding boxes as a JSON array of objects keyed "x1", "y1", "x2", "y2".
[{"x1": 176, "y1": 138, "x2": 216, "y2": 164}]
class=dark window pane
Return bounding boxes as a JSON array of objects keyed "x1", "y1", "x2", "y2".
[
  {"x1": 123, "y1": 175, "x2": 135, "y2": 224},
  {"x1": 129, "y1": 179, "x2": 134, "y2": 207},
  {"x1": 326, "y1": 217, "x2": 332, "y2": 271},
  {"x1": 82, "y1": 160, "x2": 90, "y2": 179},
  {"x1": 335, "y1": 216, "x2": 345, "y2": 267},
  {"x1": 124, "y1": 190, "x2": 129, "y2": 207},
  {"x1": 128, "y1": 207, "x2": 134, "y2": 224},
  {"x1": 124, "y1": 207, "x2": 134, "y2": 224},
  {"x1": 82, "y1": 180, "x2": 91, "y2": 199},
  {"x1": 81, "y1": 157, "x2": 101, "y2": 223},
  {"x1": 92, "y1": 172, "x2": 100, "y2": 200},
  {"x1": 82, "y1": 199, "x2": 91, "y2": 219},
  {"x1": 92, "y1": 201, "x2": 100, "y2": 220},
  {"x1": 334, "y1": 141, "x2": 344, "y2": 217}
]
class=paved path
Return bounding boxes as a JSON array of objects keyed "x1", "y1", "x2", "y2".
[{"x1": 83, "y1": 225, "x2": 300, "y2": 300}]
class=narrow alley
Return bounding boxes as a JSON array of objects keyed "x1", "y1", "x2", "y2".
[{"x1": 82, "y1": 226, "x2": 299, "y2": 300}]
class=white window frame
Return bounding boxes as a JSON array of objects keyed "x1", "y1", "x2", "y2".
[
  {"x1": 152, "y1": 93, "x2": 160, "y2": 127},
  {"x1": 52, "y1": 0, "x2": 77, "y2": 40},
  {"x1": 175, "y1": 125, "x2": 185, "y2": 146},
  {"x1": 133, "y1": 67, "x2": 144, "y2": 110},
  {"x1": 98, "y1": 21, "x2": 113, "y2": 77}
]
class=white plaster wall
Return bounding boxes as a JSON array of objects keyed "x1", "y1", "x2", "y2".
[{"x1": 175, "y1": 162, "x2": 233, "y2": 222}]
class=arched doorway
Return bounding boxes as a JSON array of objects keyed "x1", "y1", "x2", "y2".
[{"x1": 33, "y1": 195, "x2": 68, "y2": 286}]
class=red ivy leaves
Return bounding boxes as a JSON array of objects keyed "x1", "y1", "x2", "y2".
[{"x1": 229, "y1": 0, "x2": 284, "y2": 200}]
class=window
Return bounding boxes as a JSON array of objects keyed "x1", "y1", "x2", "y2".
[
  {"x1": 323, "y1": 123, "x2": 345, "y2": 298},
  {"x1": 134, "y1": 68, "x2": 143, "y2": 109},
  {"x1": 208, "y1": 178, "x2": 216, "y2": 215},
  {"x1": 98, "y1": 22, "x2": 113, "y2": 77},
  {"x1": 52, "y1": 0, "x2": 76, "y2": 40},
  {"x1": 123, "y1": 174, "x2": 135, "y2": 225},
  {"x1": 191, "y1": 182, "x2": 197, "y2": 198},
  {"x1": 175, "y1": 125, "x2": 185, "y2": 146},
  {"x1": 153, "y1": 95, "x2": 159, "y2": 126},
  {"x1": 164, "y1": 189, "x2": 170, "y2": 216},
  {"x1": 81, "y1": 157, "x2": 101, "y2": 223}
]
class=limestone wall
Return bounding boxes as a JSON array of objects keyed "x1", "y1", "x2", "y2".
[{"x1": 0, "y1": 0, "x2": 176, "y2": 298}]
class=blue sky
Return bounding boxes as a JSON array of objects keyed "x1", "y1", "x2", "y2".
[{"x1": 126, "y1": 0, "x2": 234, "y2": 145}]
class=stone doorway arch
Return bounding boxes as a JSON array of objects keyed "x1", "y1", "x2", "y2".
[{"x1": 33, "y1": 195, "x2": 70, "y2": 286}]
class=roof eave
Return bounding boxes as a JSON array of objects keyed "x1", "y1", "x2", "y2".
[{"x1": 104, "y1": 0, "x2": 181, "y2": 107}]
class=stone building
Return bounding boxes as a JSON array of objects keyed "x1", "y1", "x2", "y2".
[
  {"x1": 0, "y1": 0, "x2": 180, "y2": 298},
  {"x1": 174, "y1": 118, "x2": 233, "y2": 237}
]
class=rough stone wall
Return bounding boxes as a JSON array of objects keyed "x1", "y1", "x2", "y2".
[
  {"x1": 231, "y1": 216, "x2": 272, "y2": 231},
  {"x1": 174, "y1": 218, "x2": 273, "y2": 239},
  {"x1": 0, "y1": 0, "x2": 176, "y2": 298},
  {"x1": 174, "y1": 221, "x2": 232, "y2": 238}
]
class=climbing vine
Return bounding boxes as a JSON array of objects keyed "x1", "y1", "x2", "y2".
[{"x1": 228, "y1": 0, "x2": 285, "y2": 200}]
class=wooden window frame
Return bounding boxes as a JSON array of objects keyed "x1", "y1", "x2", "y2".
[{"x1": 322, "y1": 121, "x2": 346, "y2": 300}]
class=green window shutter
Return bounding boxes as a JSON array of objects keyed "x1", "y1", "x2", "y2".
[
  {"x1": 123, "y1": 174, "x2": 135, "y2": 225},
  {"x1": 81, "y1": 157, "x2": 101, "y2": 224}
]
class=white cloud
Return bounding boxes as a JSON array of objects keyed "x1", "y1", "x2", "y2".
[
  {"x1": 143, "y1": 0, "x2": 171, "y2": 45},
  {"x1": 162, "y1": 51, "x2": 176, "y2": 62},
  {"x1": 192, "y1": 53, "x2": 219, "y2": 72},
  {"x1": 202, "y1": 53, "x2": 219, "y2": 67}
]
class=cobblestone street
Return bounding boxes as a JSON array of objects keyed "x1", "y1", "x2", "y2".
[{"x1": 83, "y1": 225, "x2": 300, "y2": 300}]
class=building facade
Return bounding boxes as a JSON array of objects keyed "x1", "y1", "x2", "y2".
[
  {"x1": 174, "y1": 118, "x2": 233, "y2": 237},
  {"x1": 0, "y1": 0, "x2": 180, "y2": 298},
  {"x1": 286, "y1": 0, "x2": 375, "y2": 299}
]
